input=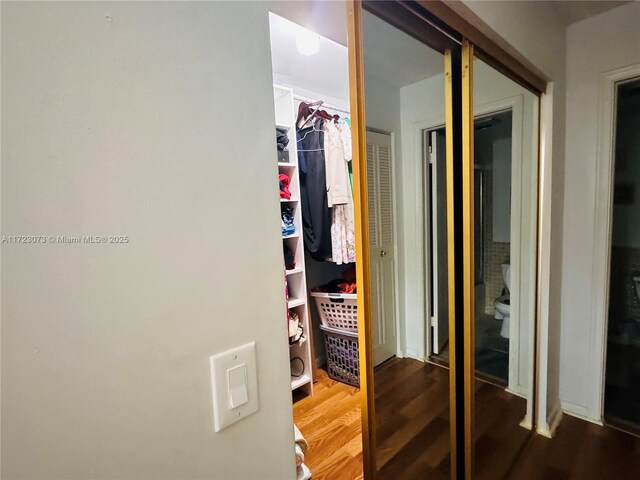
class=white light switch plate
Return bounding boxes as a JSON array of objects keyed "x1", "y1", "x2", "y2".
[{"x1": 210, "y1": 341, "x2": 258, "y2": 432}]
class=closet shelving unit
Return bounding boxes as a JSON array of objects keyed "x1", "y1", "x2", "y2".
[{"x1": 274, "y1": 85, "x2": 313, "y2": 395}]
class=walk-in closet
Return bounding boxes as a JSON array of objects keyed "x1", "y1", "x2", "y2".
[{"x1": 268, "y1": 8, "x2": 363, "y2": 478}]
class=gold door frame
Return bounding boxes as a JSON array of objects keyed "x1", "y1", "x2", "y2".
[
  {"x1": 346, "y1": 3, "x2": 376, "y2": 478},
  {"x1": 461, "y1": 40, "x2": 475, "y2": 480},
  {"x1": 444, "y1": 48, "x2": 460, "y2": 480}
]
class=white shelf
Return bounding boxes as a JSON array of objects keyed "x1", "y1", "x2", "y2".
[
  {"x1": 275, "y1": 84, "x2": 313, "y2": 397},
  {"x1": 288, "y1": 298, "x2": 305, "y2": 308},
  {"x1": 291, "y1": 374, "x2": 312, "y2": 391}
]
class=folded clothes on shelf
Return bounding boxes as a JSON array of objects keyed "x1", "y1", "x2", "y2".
[
  {"x1": 283, "y1": 244, "x2": 295, "y2": 270},
  {"x1": 282, "y1": 206, "x2": 295, "y2": 235},
  {"x1": 288, "y1": 309, "x2": 305, "y2": 345},
  {"x1": 279, "y1": 173, "x2": 291, "y2": 199},
  {"x1": 276, "y1": 127, "x2": 290, "y2": 153}
]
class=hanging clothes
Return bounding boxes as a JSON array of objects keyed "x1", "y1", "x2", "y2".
[
  {"x1": 337, "y1": 119, "x2": 354, "y2": 191},
  {"x1": 337, "y1": 118, "x2": 352, "y2": 162},
  {"x1": 323, "y1": 121, "x2": 356, "y2": 265},
  {"x1": 323, "y1": 121, "x2": 351, "y2": 207},
  {"x1": 297, "y1": 121, "x2": 332, "y2": 261}
]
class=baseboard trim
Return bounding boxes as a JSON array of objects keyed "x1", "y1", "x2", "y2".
[
  {"x1": 561, "y1": 401, "x2": 604, "y2": 426},
  {"x1": 404, "y1": 348, "x2": 420, "y2": 360},
  {"x1": 505, "y1": 385, "x2": 527, "y2": 399},
  {"x1": 519, "y1": 414, "x2": 533, "y2": 430},
  {"x1": 537, "y1": 403, "x2": 563, "y2": 438}
]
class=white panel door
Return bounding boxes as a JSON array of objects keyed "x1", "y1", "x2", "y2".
[{"x1": 367, "y1": 131, "x2": 397, "y2": 366}]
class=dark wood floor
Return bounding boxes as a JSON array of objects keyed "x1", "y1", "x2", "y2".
[
  {"x1": 375, "y1": 357, "x2": 452, "y2": 480},
  {"x1": 506, "y1": 415, "x2": 640, "y2": 480},
  {"x1": 375, "y1": 357, "x2": 529, "y2": 480},
  {"x1": 474, "y1": 378, "x2": 529, "y2": 480},
  {"x1": 294, "y1": 358, "x2": 640, "y2": 480}
]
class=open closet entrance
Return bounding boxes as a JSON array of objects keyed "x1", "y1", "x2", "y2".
[{"x1": 267, "y1": 6, "x2": 400, "y2": 477}]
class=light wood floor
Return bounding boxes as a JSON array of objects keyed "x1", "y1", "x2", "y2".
[{"x1": 293, "y1": 369, "x2": 363, "y2": 480}]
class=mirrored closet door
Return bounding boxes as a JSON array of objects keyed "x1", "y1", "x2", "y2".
[
  {"x1": 349, "y1": 1, "x2": 465, "y2": 478},
  {"x1": 346, "y1": 2, "x2": 546, "y2": 479},
  {"x1": 461, "y1": 44, "x2": 541, "y2": 479}
]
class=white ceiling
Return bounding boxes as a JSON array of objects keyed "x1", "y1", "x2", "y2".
[
  {"x1": 268, "y1": 10, "x2": 443, "y2": 102},
  {"x1": 268, "y1": 0, "x2": 348, "y2": 46},
  {"x1": 363, "y1": 11, "x2": 443, "y2": 88},
  {"x1": 268, "y1": 0, "x2": 631, "y2": 43},
  {"x1": 268, "y1": 1, "x2": 631, "y2": 98},
  {"x1": 268, "y1": 12, "x2": 350, "y2": 102},
  {"x1": 545, "y1": 0, "x2": 630, "y2": 25}
]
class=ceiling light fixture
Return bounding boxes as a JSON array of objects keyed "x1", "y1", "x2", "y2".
[{"x1": 295, "y1": 27, "x2": 320, "y2": 56}]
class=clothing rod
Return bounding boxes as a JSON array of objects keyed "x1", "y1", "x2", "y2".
[{"x1": 293, "y1": 94, "x2": 351, "y2": 115}]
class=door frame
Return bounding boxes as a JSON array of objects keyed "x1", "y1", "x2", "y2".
[
  {"x1": 589, "y1": 63, "x2": 640, "y2": 423},
  {"x1": 419, "y1": 95, "x2": 534, "y2": 412},
  {"x1": 424, "y1": 128, "x2": 448, "y2": 357}
]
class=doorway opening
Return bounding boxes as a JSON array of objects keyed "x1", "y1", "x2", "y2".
[
  {"x1": 604, "y1": 77, "x2": 640, "y2": 435},
  {"x1": 426, "y1": 109, "x2": 513, "y2": 388},
  {"x1": 268, "y1": 10, "x2": 363, "y2": 478}
]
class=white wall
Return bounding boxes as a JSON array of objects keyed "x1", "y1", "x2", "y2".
[
  {"x1": 493, "y1": 136, "x2": 513, "y2": 243},
  {"x1": 560, "y1": 1, "x2": 640, "y2": 420},
  {"x1": 399, "y1": 74, "x2": 445, "y2": 359},
  {"x1": 1, "y1": 2, "x2": 296, "y2": 479}
]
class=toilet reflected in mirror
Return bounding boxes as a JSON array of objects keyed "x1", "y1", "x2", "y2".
[
  {"x1": 473, "y1": 107, "x2": 514, "y2": 385},
  {"x1": 495, "y1": 264, "x2": 511, "y2": 339}
]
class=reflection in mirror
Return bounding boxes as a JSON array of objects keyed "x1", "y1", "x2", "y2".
[
  {"x1": 472, "y1": 58, "x2": 539, "y2": 479},
  {"x1": 362, "y1": 10, "x2": 452, "y2": 479}
]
